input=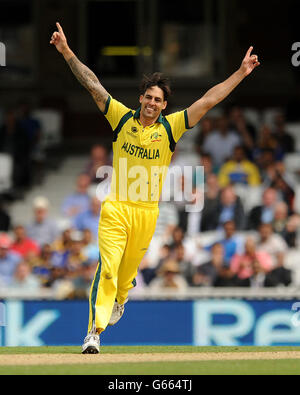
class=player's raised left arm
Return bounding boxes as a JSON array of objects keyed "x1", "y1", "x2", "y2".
[{"x1": 187, "y1": 47, "x2": 260, "y2": 128}]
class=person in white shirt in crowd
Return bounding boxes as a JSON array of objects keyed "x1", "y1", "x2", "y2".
[
  {"x1": 10, "y1": 260, "x2": 41, "y2": 294},
  {"x1": 256, "y1": 223, "x2": 288, "y2": 268},
  {"x1": 27, "y1": 197, "x2": 59, "y2": 247}
]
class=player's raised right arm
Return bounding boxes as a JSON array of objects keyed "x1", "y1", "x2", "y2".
[{"x1": 50, "y1": 22, "x2": 109, "y2": 112}]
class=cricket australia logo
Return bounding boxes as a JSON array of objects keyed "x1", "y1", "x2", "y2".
[{"x1": 151, "y1": 132, "x2": 162, "y2": 143}]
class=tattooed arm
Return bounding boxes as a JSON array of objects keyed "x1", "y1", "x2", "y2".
[{"x1": 50, "y1": 22, "x2": 109, "y2": 112}]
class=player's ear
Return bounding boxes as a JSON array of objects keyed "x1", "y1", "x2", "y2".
[
  {"x1": 139, "y1": 95, "x2": 144, "y2": 104},
  {"x1": 162, "y1": 101, "x2": 167, "y2": 110}
]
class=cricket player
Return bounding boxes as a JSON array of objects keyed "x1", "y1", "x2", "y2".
[{"x1": 50, "y1": 22, "x2": 260, "y2": 354}]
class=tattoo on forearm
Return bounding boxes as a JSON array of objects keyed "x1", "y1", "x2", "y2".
[{"x1": 67, "y1": 56, "x2": 108, "y2": 104}]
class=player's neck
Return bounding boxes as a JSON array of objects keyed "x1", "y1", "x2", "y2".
[{"x1": 139, "y1": 114, "x2": 159, "y2": 128}]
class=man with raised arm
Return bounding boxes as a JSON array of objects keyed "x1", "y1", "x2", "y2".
[{"x1": 50, "y1": 22, "x2": 260, "y2": 354}]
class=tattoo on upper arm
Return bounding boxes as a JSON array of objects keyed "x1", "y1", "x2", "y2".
[{"x1": 67, "y1": 56, "x2": 109, "y2": 105}]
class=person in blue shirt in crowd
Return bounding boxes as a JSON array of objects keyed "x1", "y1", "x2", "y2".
[
  {"x1": 61, "y1": 174, "x2": 92, "y2": 218},
  {"x1": 73, "y1": 196, "x2": 101, "y2": 240},
  {"x1": 0, "y1": 234, "x2": 21, "y2": 285}
]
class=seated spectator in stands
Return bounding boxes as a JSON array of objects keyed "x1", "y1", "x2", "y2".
[
  {"x1": 178, "y1": 188, "x2": 203, "y2": 236},
  {"x1": 32, "y1": 244, "x2": 54, "y2": 286},
  {"x1": 0, "y1": 234, "x2": 21, "y2": 285},
  {"x1": 84, "y1": 144, "x2": 110, "y2": 184},
  {"x1": 52, "y1": 228, "x2": 72, "y2": 253},
  {"x1": 10, "y1": 261, "x2": 41, "y2": 293},
  {"x1": 212, "y1": 221, "x2": 244, "y2": 267},
  {"x1": 273, "y1": 112, "x2": 295, "y2": 154},
  {"x1": 64, "y1": 230, "x2": 87, "y2": 274},
  {"x1": 264, "y1": 251, "x2": 292, "y2": 287},
  {"x1": 218, "y1": 146, "x2": 261, "y2": 188},
  {"x1": 227, "y1": 105, "x2": 256, "y2": 151},
  {"x1": 284, "y1": 214, "x2": 300, "y2": 248},
  {"x1": 230, "y1": 237, "x2": 272, "y2": 281},
  {"x1": 268, "y1": 163, "x2": 295, "y2": 213},
  {"x1": 199, "y1": 174, "x2": 220, "y2": 232},
  {"x1": 61, "y1": 174, "x2": 91, "y2": 218},
  {"x1": 255, "y1": 125, "x2": 284, "y2": 162},
  {"x1": 272, "y1": 202, "x2": 291, "y2": 240},
  {"x1": 11, "y1": 225, "x2": 40, "y2": 260},
  {"x1": 70, "y1": 260, "x2": 98, "y2": 299},
  {"x1": 256, "y1": 223, "x2": 288, "y2": 267},
  {"x1": 202, "y1": 185, "x2": 245, "y2": 231},
  {"x1": 202, "y1": 115, "x2": 241, "y2": 169},
  {"x1": 247, "y1": 188, "x2": 278, "y2": 230},
  {"x1": 149, "y1": 259, "x2": 188, "y2": 292},
  {"x1": 82, "y1": 228, "x2": 99, "y2": 261},
  {"x1": 193, "y1": 153, "x2": 218, "y2": 189},
  {"x1": 27, "y1": 197, "x2": 59, "y2": 247},
  {"x1": 173, "y1": 244, "x2": 194, "y2": 286},
  {"x1": 0, "y1": 108, "x2": 32, "y2": 188},
  {"x1": 192, "y1": 243, "x2": 236, "y2": 287},
  {"x1": 0, "y1": 199, "x2": 10, "y2": 232},
  {"x1": 73, "y1": 197, "x2": 101, "y2": 240},
  {"x1": 194, "y1": 117, "x2": 214, "y2": 155}
]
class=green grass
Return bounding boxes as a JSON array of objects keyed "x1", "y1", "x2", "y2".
[
  {"x1": 0, "y1": 345, "x2": 299, "y2": 355},
  {"x1": 0, "y1": 360, "x2": 300, "y2": 375},
  {"x1": 0, "y1": 346, "x2": 299, "y2": 375}
]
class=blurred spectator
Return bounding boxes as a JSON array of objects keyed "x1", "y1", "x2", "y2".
[
  {"x1": 70, "y1": 260, "x2": 97, "y2": 299},
  {"x1": 193, "y1": 243, "x2": 236, "y2": 287},
  {"x1": 61, "y1": 174, "x2": 92, "y2": 218},
  {"x1": 73, "y1": 197, "x2": 101, "y2": 239},
  {"x1": 52, "y1": 228, "x2": 72, "y2": 253},
  {"x1": 284, "y1": 214, "x2": 300, "y2": 248},
  {"x1": 268, "y1": 163, "x2": 295, "y2": 213},
  {"x1": 17, "y1": 102, "x2": 42, "y2": 186},
  {"x1": 10, "y1": 261, "x2": 41, "y2": 292},
  {"x1": 149, "y1": 259, "x2": 188, "y2": 292},
  {"x1": 272, "y1": 202, "x2": 291, "y2": 239},
  {"x1": 64, "y1": 230, "x2": 87, "y2": 274},
  {"x1": 11, "y1": 225, "x2": 40, "y2": 260},
  {"x1": 178, "y1": 188, "x2": 203, "y2": 236},
  {"x1": 27, "y1": 197, "x2": 59, "y2": 247},
  {"x1": 194, "y1": 117, "x2": 214, "y2": 155},
  {"x1": 199, "y1": 174, "x2": 220, "y2": 232},
  {"x1": 213, "y1": 221, "x2": 244, "y2": 266},
  {"x1": 0, "y1": 234, "x2": 21, "y2": 285},
  {"x1": 256, "y1": 223, "x2": 288, "y2": 267},
  {"x1": 193, "y1": 153, "x2": 218, "y2": 189},
  {"x1": 202, "y1": 115, "x2": 241, "y2": 168},
  {"x1": 141, "y1": 244, "x2": 171, "y2": 286},
  {"x1": 0, "y1": 108, "x2": 31, "y2": 188},
  {"x1": 218, "y1": 145, "x2": 261, "y2": 187},
  {"x1": 84, "y1": 144, "x2": 110, "y2": 184},
  {"x1": 32, "y1": 244, "x2": 54, "y2": 286},
  {"x1": 0, "y1": 199, "x2": 10, "y2": 232},
  {"x1": 228, "y1": 105, "x2": 256, "y2": 150},
  {"x1": 230, "y1": 237, "x2": 272, "y2": 281},
  {"x1": 255, "y1": 125, "x2": 284, "y2": 162},
  {"x1": 173, "y1": 244, "x2": 194, "y2": 285},
  {"x1": 202, "y1": 185, "x2": 245, "y2": 231},
  {"x1": 82, "y1": 229, "x2": 99, "y2": 261},
  {"x1": 247, "y1": 188, "x2": 278, "y2": 230},
  {"x1": 273, "y1": 112, "x2": 295, "y2": 154}
]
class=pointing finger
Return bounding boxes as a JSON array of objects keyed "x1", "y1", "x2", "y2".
[
  {"x1": 56, "y1": 22, "x2": 64, "y2": 34},
  {"x1": 246, "y1": 46, "x2": 254, "y2": 58}
]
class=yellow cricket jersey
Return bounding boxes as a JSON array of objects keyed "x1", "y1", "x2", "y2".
[{"x1": 103, "y1": 96, "x2": 190, "y2": 207}]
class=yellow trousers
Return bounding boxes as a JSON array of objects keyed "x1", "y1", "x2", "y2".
[{"x1": 88, "y1": 200, "x2": 159, "y2": 333}]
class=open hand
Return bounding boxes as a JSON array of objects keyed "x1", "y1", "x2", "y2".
[
  {"x1": 240, "y1": 46, "x2": 260, "y2": 76},
  {"x1": 50, "y1": 22, "x2": 68, "y2": 53}
]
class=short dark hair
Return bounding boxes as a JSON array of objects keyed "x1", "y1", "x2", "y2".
[{"x1": 140, "y1": 72, "x2": 171, "y2": 101}]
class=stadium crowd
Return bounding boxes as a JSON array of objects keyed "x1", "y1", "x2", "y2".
[{"x1": 0, "y1": 105, "x2": 300, "y2": 298}]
